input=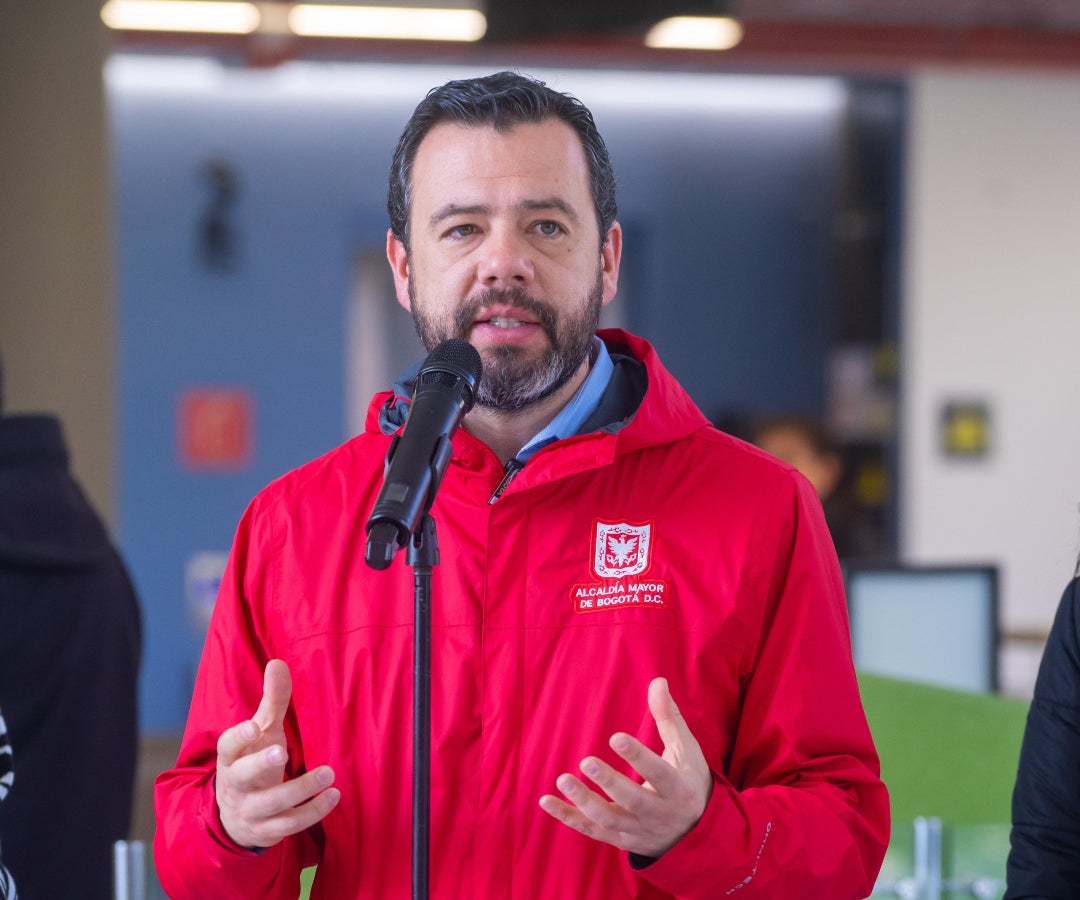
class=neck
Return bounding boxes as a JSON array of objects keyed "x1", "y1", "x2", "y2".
[{"x1": 463, "y1": 358, "x2": 589, "y2": 466}]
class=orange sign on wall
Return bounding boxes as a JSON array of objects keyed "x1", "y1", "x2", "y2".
[{"x1": 178, "y1": 388, "x2": 253, "y2": 470}]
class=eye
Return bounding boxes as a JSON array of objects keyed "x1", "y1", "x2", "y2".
[
  {"x1": 535, "y1": 221, "x2": 563, "y2": 237},
  {"x1": 446, "y1": 223, "x2": 477, "y2": 239}
]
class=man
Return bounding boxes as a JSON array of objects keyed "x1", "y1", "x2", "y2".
[
  {"x1": 0, "y1": 355, "x2": 142, "y2": 899},
  {"x1": 1005, "y1": 560, "x2": 1080, "y2": 898},
  {"x1": 155, "y1": 71, "x2": 889, "y2": 898}
]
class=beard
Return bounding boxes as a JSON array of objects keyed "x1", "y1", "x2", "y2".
[{"x1": 409, "y1": 270, "x2": 604, "y2": 413}]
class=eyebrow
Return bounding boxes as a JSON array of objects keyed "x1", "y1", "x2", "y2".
[{"x1": 427, "y1": 197, "x2": 582, "y2": 231}]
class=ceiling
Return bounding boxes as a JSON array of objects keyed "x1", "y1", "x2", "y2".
[
  {"x1": 735, "y1": 0, "x2": 1080, "y2": 28},
  {"x1": 484, "y1": 0, "x2": 1080, "y2": 34},
  {"x1": 108, "y1": 0, "x2": 1080, "y2": 71}
]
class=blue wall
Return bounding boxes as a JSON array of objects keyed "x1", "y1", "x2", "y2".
[{"x1": 107, "y1": 58, "x2": 863, "y2": 731}]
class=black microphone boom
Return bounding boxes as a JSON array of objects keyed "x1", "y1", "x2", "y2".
[{"x1": 365, "y1": 339, "x2": 482, "y2": 569}]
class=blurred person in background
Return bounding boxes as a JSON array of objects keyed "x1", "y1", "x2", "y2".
[
  {"x1": 0, "y1": 351, "x2": 142, "y2": 899},
  {"x1": 1005, "y1": 550, "x2": 1080, "y2": 898},
  {"x1": 751, "y1": 414, "x2": 886, "y2": 561}
]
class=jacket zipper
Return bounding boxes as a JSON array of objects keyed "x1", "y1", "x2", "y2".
[{"x1": 488, "y1": 458, "x2": 524, "y2": 505}]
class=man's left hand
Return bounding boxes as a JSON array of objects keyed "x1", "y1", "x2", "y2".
[{"x1": 538, "y1": 676, "x2": 713, "y2": 858}]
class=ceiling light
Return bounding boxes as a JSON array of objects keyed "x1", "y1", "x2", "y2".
[
  {"x1": 289, "y1": 4, "x2": 486, "y2": 42},
  {"x1": 645, "y1": 16, "x2": 744, "y2": 51},
  {"x1": 100, "y1": 0, "x2": 261, "y2": 34}
]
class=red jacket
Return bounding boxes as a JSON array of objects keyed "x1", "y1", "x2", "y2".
[{"x1": 154, "y1": 330, "x2": 889, "y2": 899}]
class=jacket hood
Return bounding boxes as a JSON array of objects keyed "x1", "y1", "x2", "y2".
[
  {"x1": 365, "y1": 329, "x2": 711, "y2": 457},
  {"x1": 0, "y1": 415, "x2": 114, "y2": 570}
]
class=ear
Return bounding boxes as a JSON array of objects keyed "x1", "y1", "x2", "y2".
[
  {"x1": 386, "y1": 229, "x2": 411, "y2": 311},
  {"x1": 600, "y1": 220, "x2": 623, "y2": 307}
]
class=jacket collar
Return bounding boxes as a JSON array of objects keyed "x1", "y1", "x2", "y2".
[{"x1": 367, "y1": 329, "x2": 710, "y2": 458}]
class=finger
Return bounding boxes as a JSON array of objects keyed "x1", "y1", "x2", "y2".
[
  {"x1": 556, "y1": 772, "x2": 637, "y2": 834},
  {"x1": 604, "y1": 734, "x2": 678, "y2": 795},
  {"x1": 221, "y1": 741, "x2": 289, "y2": 793},
  {"x1": 538, "y1": 790, "x2": 632, "y2": 849},
  {"x1": 587, "y1": 742, "x2": 673, "y2": 811},
  {"x1": 245, "y1": 783, "x2": 341, "y2": 849},
  {"x1": 648, "y1": 678, "x2": 707, "y2": 771},
  {"x1": 216, "y1": 660, "x2": 293, "y2": 766},
  {"x1": 647, "y1": 677, "x2": 688, "y2": 746},
  {"x1": 217, "y1": 718, "x2": 263, "y2": 767},
  {"x1": 252, "y1": 659, "x2": 292, "y2": 733},
  {"x1": 538, "y1": 793, "x2": 601, "y2": 838},
  {"x1": 238, "y1": 766, "x2": 336, "y2": 823}
]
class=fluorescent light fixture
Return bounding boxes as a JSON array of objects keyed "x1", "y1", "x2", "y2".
[
  {"x1": 101, "y1": 0, "x2": 261, "y2": 33},
  {"x1": 289, "y1": 4, "x2": 486, "y2": 42},
  {"x1": 645, "y1": 16, "x2": 744, "y2": 51},
  {"x1": 105, "y1": 55, "x2": 846, "y2": 117},
  {"x1": 104, "y1": 53, "x2": 229, "y2": 92}
]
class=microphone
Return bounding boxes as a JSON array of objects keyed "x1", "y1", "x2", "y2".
[{"x1": 365, "y1": 339, "x2": 482, "y2": 569}]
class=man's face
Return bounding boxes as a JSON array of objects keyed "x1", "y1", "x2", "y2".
[{"x1": 387, "y1": 118, "x2": 621, "y2": 412}]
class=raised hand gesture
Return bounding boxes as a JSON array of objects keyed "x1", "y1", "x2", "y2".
[
  {"x1": 215, "y1": 659, "x2": 339, "y2": 849},
  {"x1": 539, "y1": 677, "x2": 713, "y2": 858}
]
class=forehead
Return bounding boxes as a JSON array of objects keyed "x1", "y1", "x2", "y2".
[{"x1": 409, "y1": 118, "x2": 592, "y2": 208}]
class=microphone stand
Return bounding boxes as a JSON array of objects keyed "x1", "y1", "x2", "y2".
[
  {"x1": 365, "y1": 337, "x2": 481, "y2": 897},
  {"x1": 407, "y1": 514, "x2": 438, "y2": 900},
  {"x1": 367, "y1": 498, "x2": 443, "y2": 899}
]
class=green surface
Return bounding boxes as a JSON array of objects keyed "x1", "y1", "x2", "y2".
[
  {"x1": 944, "y1": 823, "x2": 1011, "y2": 898},
  {"x1": 861, "y1": 675, "x2": 1025, "y2": 898},
  {"x1": 300, "y1": 866, "x2": 315, "y2": 899},
  {"x1": 858, "y1": 672, "x2": 1029, "y2": 825}
]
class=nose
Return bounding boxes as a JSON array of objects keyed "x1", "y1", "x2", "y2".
[{"x1": 476, "y1": 226, "x2": 534, "y2": 289}]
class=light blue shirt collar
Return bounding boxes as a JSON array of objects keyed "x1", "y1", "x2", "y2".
[{"x1": 515, "y1": 337, "x2": 614, "y2": 464}]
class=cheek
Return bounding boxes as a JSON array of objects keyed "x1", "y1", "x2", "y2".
[{"x1": 412, "y1": 253, "x2": 471, "y2": 292}]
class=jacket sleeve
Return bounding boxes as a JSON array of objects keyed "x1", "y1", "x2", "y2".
[
  {"x1": 153, "y1": 495, "x2": 321, "y2": 899},
  {"x1": 634, "y1": 473, "x2": 890, "y2": 899},
  {"x1": 1005, "y1": 577, "x2": 1080, "y2": 899}
]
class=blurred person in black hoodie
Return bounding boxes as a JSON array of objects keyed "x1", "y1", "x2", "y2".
[
  {"x1": 1005, "y1": 550, "x2": 1080, "y2": 899},
  {"x1": 0, "y1": 352, "x2": 141, "y2": 899}
]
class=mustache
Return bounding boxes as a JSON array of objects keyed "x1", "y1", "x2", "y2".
[{"x1": 453, "y1": 287, "x2": 558, "y2": 339}]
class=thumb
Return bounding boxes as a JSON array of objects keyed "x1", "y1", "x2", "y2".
[
  {"x1": 252, "y1": 658, "x2": 292, "y2": 733},
  {"x1": 648, "y1": 676, "x2": 690, "y2": 749}
]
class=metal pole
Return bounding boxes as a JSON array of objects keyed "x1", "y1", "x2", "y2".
[
  {"x1": 113, "y1": 840, "x2": 146, "y2": 900},
  {"x1": 913, "y1": 817, "x2": 943, "y2": 900},
  {"x1": 408, "y1": 515, "x2": 438, "y2": 900}
]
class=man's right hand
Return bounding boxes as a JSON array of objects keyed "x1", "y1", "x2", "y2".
[{"x1": 215, "y1": 659, "x2": 339, "y2": 850}]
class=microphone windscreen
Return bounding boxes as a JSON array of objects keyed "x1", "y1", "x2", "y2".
[{"x1": 418, "y1": 339, "x2": 482, "y2": 405}]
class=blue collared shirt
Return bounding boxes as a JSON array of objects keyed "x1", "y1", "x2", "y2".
[{"x1": 515, "y1": 337, "x2": 614, "y2": 464}]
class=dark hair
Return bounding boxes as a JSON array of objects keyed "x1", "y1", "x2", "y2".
[{"x1": 387, "y1": 71, "x2": 617, "y2": 249}]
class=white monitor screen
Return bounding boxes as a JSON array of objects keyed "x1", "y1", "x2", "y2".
[{"x1": 844, "y1": 565, "x2": 999, "y2": 693}]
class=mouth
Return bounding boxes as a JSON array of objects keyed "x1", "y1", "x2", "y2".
[
  {"x1": 472, "y1": 304, "x2": 541, "y2": 331},
  {"x1": 467, "y1": 306, "x2": 548, "y2": 350},
  {"x1": 453, "y1": 290, "x2": 556, "y2": 347},
  {"x1": 485, "y1": 316, "x2": 528, "y2": 329}
]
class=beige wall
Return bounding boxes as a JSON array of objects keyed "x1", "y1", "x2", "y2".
[
  {"x1": 901, "y1": 67, "x2": 1080, "y2": 697},
  {"x1": 0, "y1": 3, "x2": 116, "y2": 524}
]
